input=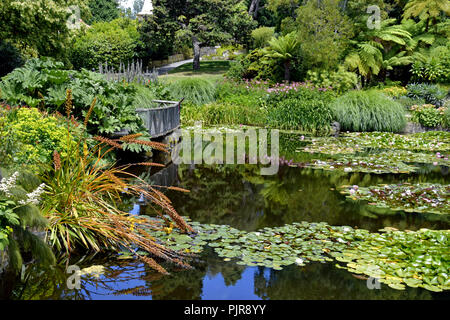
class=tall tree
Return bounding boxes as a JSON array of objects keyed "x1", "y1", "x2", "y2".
[
  {"x1": 295, "y1": 0, "x2": 354, "y2": 70},
  {"x1": 262, "y1": 32, "x2": 300, "y2": 81},
  {"x1": 87, "y1": 0, "x2": 120, "y2": 24},
  {"x1": 344, "y1": 18, "x2": 412, "y2": 85},
  {"x1": 0, "y1": 0, "x2": 89, "y2": 60},
  {"x1": 171, "y1": 0, "x2": 255, "y2": 70},
  {"x1": 249, "y1": 0, "x2": 261, "y2": 18}
]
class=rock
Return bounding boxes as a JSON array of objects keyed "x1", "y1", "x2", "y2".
[{"x1": 331, "y1": 121, "x2": 340, "y2": 137}]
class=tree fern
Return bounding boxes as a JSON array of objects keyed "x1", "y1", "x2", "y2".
[{"x1": 344, "y1": 18, "x2": 412, "y2": 83}]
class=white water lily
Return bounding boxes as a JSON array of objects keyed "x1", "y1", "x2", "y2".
[{"x1": 295, "y1": 258, "x2": 304, "y2": 265}]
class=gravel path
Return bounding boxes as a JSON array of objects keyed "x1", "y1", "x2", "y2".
[{"x1": 156, "y1": 59, "x2": 194, "y2": 75}]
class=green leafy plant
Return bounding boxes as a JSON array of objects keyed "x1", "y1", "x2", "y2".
[
  {"x1": 70, "y1": 18, "x2": 141, "y2": 70},
  {"x1": 305, "y1": 67, "x2": 358, "y2": 94},
  {"x1": 0, "y1": 170, "x2": 55, "y2": 273},
  {"x1": 0, "y1": 58, "x2": 148, "y2": 138},
  {"x1": 410, "y1": 104, "x2": 448, "y2": 128},
  {"x1": 340, "y1": 183, "x2": 449, "y2": 215},
  {"x1": 0, "y1": 107, "x2": 81, "y2": 172},
  {"x1": 332, "y1": 90, "x2": 407, "y2": 132},
  {"x1": 262, "y1": 32, "x2": 300, "y2": 81},
  {"x1": 406, "y1": 83, "x2": 447, "y2": 107},
  {"x1": 411, "y1": 45, "x2": 450, "y2": 83},
  {"x1": 251, "y1": 27, "x2": 276, "y2": 49}
]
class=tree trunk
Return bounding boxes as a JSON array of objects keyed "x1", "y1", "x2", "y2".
[
  {"x1": 192, "y1": 36, "x2": 201, "y2": 71},
  {"x1": 284, "y1": 60, "x2": 291, "y2": 82},
  {"x1": 248, "y1": 0, "x2": 261, "y2": 18}
]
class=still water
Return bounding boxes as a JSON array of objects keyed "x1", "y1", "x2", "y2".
[{"x1": 2, "y1": 132, "x2": 450, "y2": 300}]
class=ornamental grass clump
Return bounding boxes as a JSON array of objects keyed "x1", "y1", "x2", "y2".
[
  {"x1": 39, "y1": 94, "x2": 194, "y2": 274},
  {"x1": 169, "y1": 78, "x2": 216, "y2": 105},
  {"x1": 332, "y1": 90, "x2": 406, "y2": 132}
]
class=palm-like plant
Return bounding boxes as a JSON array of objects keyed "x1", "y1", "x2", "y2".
[
  {"x1": 344, "y1": 18, "x2": 412, "y2": 85},
  {"x1": 403, "y1": 0, "x2": 450, "y2": 31},
  {"x1": 263, "y1": 32, "x2": 300, "y2": 82}
]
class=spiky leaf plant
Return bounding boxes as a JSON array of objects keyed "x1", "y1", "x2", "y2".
[{"x1": 39, "y1": 98, "x2": 194, "y2": 274}]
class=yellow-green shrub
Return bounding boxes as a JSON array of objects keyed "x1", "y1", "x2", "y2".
[{"x1": 2, "y1": 107, "x2": 79, "y2": 171}]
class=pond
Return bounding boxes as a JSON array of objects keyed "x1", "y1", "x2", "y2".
[{"x1": 2, "y1": 130, "x2": 449, "y2": 300}]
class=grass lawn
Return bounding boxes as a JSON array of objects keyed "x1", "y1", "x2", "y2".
[{"x1": 160, "y1": 60, "x2": 231, "y2": 83}]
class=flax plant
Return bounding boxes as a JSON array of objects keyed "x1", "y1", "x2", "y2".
[{"x1": 40, "y1": 93, "x2": 194, "y2": 274}]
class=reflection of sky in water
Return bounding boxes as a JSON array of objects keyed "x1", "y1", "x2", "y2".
[
  {"x1": 201, "y1": 268, "x2": 261, "y2": 300},
  {"x1": 78, "y1": 264, "x2": 262, "y2": 300}
]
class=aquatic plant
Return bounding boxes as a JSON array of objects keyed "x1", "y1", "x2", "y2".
[
  {"x1": 340, "y1": 183, "x2": 450, "y2": 215},
  {"x1": 303, "y1": 132, "x2": 450, "y2": 154},
  {"x1": 333, "y1": 227, "x2": 449, "y2": 292},
  {"x1": 140, "y1": 216, "x2": 450, "y2": 292}
]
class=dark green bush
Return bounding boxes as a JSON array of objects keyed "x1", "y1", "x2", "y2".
[
  {"x1": 406, "y1": 83, "x2": 447, "y2": 107},
  {"x1": 0, "y1": 41, "x2": 24, "y2": 77},
  {"x1": 332, "y1": 90, "x2": 406, "y2": 132}
]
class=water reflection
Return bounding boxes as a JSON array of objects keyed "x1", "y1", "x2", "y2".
[
  {"x1": 6, "y1": 248, "x2": 448, "y2": 300},
  {"x1": 149, "y1": 163, "x2": 449, "y2": 232}
]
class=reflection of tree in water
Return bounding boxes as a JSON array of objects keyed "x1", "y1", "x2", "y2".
[
  {"x1": 253, "y1": 262, "x2": 434, "y2": 300},
  {"x1": 164, "y1": 164, "x2": 266, "y2": 231},
  {"x1": 165, "y1": 164, "x2": 449, "y2": 232}
]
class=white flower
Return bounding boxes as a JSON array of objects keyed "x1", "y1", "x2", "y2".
[
  {"x1": 295, "y1": 258, "x2": 304, "y2": 265},
  {"x1": 0, "y1": 172, "x2": 19, "y2": 197},
  {"x1": 344, "y1": 167, "x2": 352, "y2": 172},
  {"x1": 19, "y1": 183, "x2": 47, "y2": 206}
]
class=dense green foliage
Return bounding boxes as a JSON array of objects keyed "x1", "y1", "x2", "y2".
[
  {"x1": 0, "y1": 170, "x2": 55, "y2": 273},
  {"x1": 305, "y1": 67, "x2": 358, "y2": 94},
  {"x1": 268, "y1": 98, "x2": 333, "y2": 134},
  {"x1": 70, "y1": 18, "x2": 141, "y2": 70},
  {"x1": 0, "y1": 0, "x2": 90, "y2": 61},
  {"x1": 406, "y1": 83, "x2": 447, "y2": 107},
  {"x1": 86, "y1": 0, "x2": 120, "y2": 24},
  {"x1": 410, "y1": 104, "x2": 448, "y2": 128},
  {"x1": 251, "y1": 26, "x2": 276, "y2": 49},
  {"x1": 0, "y1": 58, "x2": 146, "y2": 137},
  {"x1": 332, "y1": 90, "x2": 407, "y2": 132}
]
